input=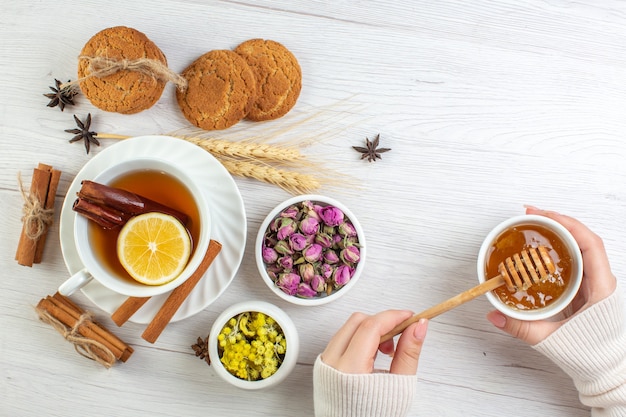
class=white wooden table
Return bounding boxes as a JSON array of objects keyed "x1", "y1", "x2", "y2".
[{"x1": 2, "y1": 1, "x2": 625, "y2": 416}]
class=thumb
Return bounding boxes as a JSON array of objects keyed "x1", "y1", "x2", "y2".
[
  {"x1": 487, "y1": 310, "x2": 559, "y2": 345},
  {"x1": 390, "y1": 318, "x2": 428, "y2": 375}
]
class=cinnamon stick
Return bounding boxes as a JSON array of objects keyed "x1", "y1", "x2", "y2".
[
  {"x1": 36, "y1": 293, "x2": 133, "y2": 365},
  {"x1": 72, "y1": 197, "x2": 124, "y2": 229},
  {"x1": 142, "y1": 240, "x2": 222, "y2": 343},
  {"x1": 34, "y1": 164, "x2": 61, "y2": 263},
  {"x1": 16, "y1": 166, "x2": 51, "y2": 266},
  {"x1": 74, "y1": 180, "x2": 189, "y2": 229},
  {"x1": 111, "y1": 296, "x2": 151, "y2": 327},
  {"x1": 50, "y1": 293, "x2": 133, "y2": 362}
]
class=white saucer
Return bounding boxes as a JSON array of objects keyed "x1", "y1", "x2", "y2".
[{"x1": 59, "y1": 135, "x2": 246, "y2": 324}]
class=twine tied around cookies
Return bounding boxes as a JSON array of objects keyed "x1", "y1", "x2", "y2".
[
  {"x1": 35, "y1": 307, "x2": 117, "y2": 368},
  {"x1": 17, "y1": 172, "x2": 54, "y2": 241},
  {"x1": 63, "y1": 55, "x2": 188, "y2": 92}
]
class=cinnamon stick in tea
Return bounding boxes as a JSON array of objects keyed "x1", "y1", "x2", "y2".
[
  {"x1": 72, "y1": 197, "x2": 124, "y2": 229},
  {"x1": 74, "y1": 180, "x2": 189, "y2": 229}
]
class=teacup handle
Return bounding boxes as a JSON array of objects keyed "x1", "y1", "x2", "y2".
[{"x1": 58, "y1": 268, "x2": 93, "y2": 296}]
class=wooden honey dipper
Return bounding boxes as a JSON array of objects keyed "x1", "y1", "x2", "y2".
[{"x1": 380, "y1": 246, "x2": 556, "y2": 343}]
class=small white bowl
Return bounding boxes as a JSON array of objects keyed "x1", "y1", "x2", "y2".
[
  {"x1": 208, "y1": 301, "x2": 299, "y2": 390},
  {"x1": 477, "y1": 214, "x2": 583, "y2": 321},
  {"x1": 255, "y1": 194, "x2": 366, "y2": 306}
]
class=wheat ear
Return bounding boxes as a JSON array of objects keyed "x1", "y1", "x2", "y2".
[{"x1": 217, "y1": 159, "x2": 322, "y2": 194}]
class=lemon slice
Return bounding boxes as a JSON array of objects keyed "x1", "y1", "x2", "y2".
[{"x1": 117, "y1": 212, "x2": 192, "y2": 285}]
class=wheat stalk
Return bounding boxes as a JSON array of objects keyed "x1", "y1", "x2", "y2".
[
  {"x1": 94, "y1": 100, "x2": 365, "y2": 194},
  {"x1": 217, "y1": 159, "x2": 323, "y2": 195},
  {"x1": 181, "y1": 135, "x2": 303, "y2": 162}
]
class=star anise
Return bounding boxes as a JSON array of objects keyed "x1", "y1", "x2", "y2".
[
  {"x1": 191, "y1": 335, "x2": 210, "y2": 365},
  {"x1": 352, "y1": 134, "x2": 391, "y2": 162},
  {"x1": 44, "y1": 79, "x2": 79, "y2": 111},
  {"x1": 65, "y1": 113, "x2": 100, "y2": 154}
]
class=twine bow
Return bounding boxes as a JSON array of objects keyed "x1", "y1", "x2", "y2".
[
  {"x1": 35, "y1": 307, "x2": 116, "y2": 368},
  {"x1": 18, "y1": 172, "x2": 54, "y2": 241},
  {"x1": 63, "y1": 55, "x2": 188, "y2": 92}
]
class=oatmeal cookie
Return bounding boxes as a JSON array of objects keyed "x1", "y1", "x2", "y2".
[
  {"x1": 176, "y1": 50, "x2": 256, "y2": 130},
  {"x1": 234, "y1": 39, "x2": 301, "y2": 121},
  {"x1": 77, "y1": 26, "x2": 168, "y2": 114}
]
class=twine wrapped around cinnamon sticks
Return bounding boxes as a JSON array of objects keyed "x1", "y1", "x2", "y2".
[
  {"x1": 15, "y1": 163, "x2": 62, "y2": 266},
  {"x1": 63, "y1": 56, "x2": 188, "y2": 92},
  {"x1": 36, "y1": 293, "x2": 133, "y2": 368}
]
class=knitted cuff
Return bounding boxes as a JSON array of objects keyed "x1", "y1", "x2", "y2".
[
  {"x1": 313, "y1": 355, "x2": 416, "y2": 417},
  {"x1": 533, "y1": 289, "x2": 626, "y2": 409}
]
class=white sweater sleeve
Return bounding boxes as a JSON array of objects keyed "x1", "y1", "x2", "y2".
[
  {"x1": 532, "y1": 289, "x2": 626, "y2": 417},
  {"x1": 313, "y1": 355, "x2": 416, "y2": 417}
]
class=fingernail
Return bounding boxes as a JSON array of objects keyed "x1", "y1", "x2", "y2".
[
  {"x1": 488, "y1": 311, "x2": 506, "y2": 328},
  {"x1": 524, "y1": 204, "x2": 541, "y2": 211},
  {"x1": 413, "y1": 318, "x2": 428, "y2": 341}
]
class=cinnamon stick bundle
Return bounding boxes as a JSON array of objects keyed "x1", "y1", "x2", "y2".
[
  {"x1": 15, "y1": 163, "x2": 62, "y2": 266},
  {"x1": 35, "y1": 292, "x2": 133, "y2": 367},
  {"x1": 73, "y1": 180, "x2": 189, "y2": 229}
]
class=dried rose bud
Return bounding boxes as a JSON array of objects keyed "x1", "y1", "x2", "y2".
[
  {"x1": 322, "y1": 225, "x2": 336, "y2": 235},
  {"x1": 315, "y1": 232, "x2": 333, "y2": 248},
  {"x1": 340, "y1": 245, "x2": 360, "y2": 264},
  {"x1": 274, "y1": 240, "x2": 293, "y2": 255},
  {"x1": 278, "y1": 255, "x2": 293, "y2": 270},
  {"x1": 262, "y1": 246, "x2": 279, "y2": 264},
  {"x1": 302, "y1": 200, "x2": 320, "y2": 219},
  {"x1": 321, "y1": 263, "x2": 333, "y2": 279},
  {"x1": 280, "y1": 205, "x2": 299, "y2": 219},
  {"x1": 303, "y1": 243, "x2": 323, "y2": 263},
  {"x1": 277, "y1": 272, "x2": 301, "y2": 295},
  {"x1": 333, "y1": 265, "x2": 354, "y2": 287},
  {"x1": 297, "y1": 282, "x2": 317, "y2": 298},
  {"x1": 277, "y1": 218, "x2": 297, "y2": 240},
  {"x1": 289, "y1": 233, "x2": 308, "y2": 251},
  {"x1": 338, "y1": 236, "x2": 359, "y2": 250},
  {"x1": 311, "y1": 275, "x2": 326, "y2": 292},
  {"x1": 299, "y1": 263, "x2": 315, "y2": 283},
  {"x1": 300, "y1": 216, "x2": 319, "y2": 235},
  {"x1": 318, "y1": 206, "x2": 344, "y2": 227},
  {"x1": 270, "y1": 216, "x2": 284, "y2": 233},
  {"x1": 323, "y1": 250, "x2": 340, "y2": 264},
  {"x1": 338, "y1": 222, "x2": 357, "y2": 237},
  {"x1": 266, "y1": 264, "x2": 282, "y2": 280}
]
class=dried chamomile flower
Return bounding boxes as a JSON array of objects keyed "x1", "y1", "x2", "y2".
[{"x1": 217, "y1": 312, "x2": 286, "y2": 381}]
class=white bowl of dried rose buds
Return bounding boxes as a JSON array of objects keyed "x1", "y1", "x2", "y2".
[{"x1": 255, "y1": 194, "x2": 366, "y2": 306}]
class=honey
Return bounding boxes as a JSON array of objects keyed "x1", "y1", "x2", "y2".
[
  {"x1": 88, "y1": 169, "x2": 201, "y2": 283},
  {"x1": 485, "y1": 224, "x2": 572, "y2": 310}
]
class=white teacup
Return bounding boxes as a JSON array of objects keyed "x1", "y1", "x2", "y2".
[
  {"x1": 58, "y1": 157, "x2": 211, "y2": 297},
  {"x1": 476, "y1": 214, "x2": 583, "y2": 321}
]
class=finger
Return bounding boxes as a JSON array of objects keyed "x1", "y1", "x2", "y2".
[
  {"x1": 337, "y1": 310, "x2": 413, "y2": 373},
  {"x1": 487, "y1": 310, "x2": 559, "y2": 345},
  {"x1": 390, "y1": 319, "x2": 428, "y2": 375},
  {"x1": 321, "y1": 312, "x2": 369, "y2": 363},
  {"x1": 379, "y1": 338, "x2": 396, "y2": 356},
  {"x1": 525, "y1": 207, "x2": 616, "y2": 299}
]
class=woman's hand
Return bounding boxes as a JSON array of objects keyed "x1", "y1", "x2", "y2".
[
  {"x1": 321, "y1": 310, "x2": 428, "y2": 375},
  {"x1": 487, "y1": 207, "x2": 617, "y2": 345}
]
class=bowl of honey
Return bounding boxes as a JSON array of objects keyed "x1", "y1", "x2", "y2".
[{"x1": 476, "y1": 215, "x2": 583, "y2": 321}]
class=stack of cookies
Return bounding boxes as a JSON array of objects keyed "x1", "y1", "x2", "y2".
[
  {"x1": 177, "y1": 39, "x2": 302, "y2": 130},
  {"x1": 76, "y1": 27, "x2": 302, "y2": 130}
]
